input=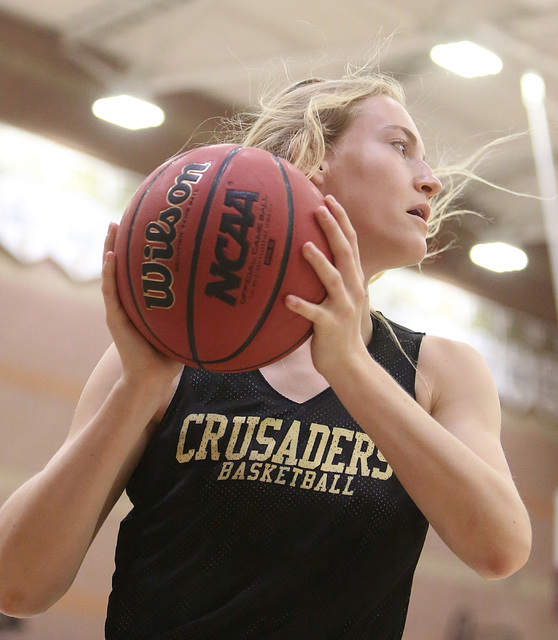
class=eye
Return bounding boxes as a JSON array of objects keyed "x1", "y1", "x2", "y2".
[{"x1": 392, "y1": 140, "x2": 408, "y2": 156}]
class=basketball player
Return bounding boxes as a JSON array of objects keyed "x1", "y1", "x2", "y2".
[{"x1": 0, "y1": 73, "x2": 531, "y2": 638}]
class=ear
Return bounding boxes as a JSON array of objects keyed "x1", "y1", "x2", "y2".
[{"x1": 309, "y1": 159, "x2": 329, "y2": 190}]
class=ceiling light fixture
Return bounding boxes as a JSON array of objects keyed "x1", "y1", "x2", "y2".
[
  {"x1": 92, "y1": 95, "x2": 165, "y2": 130},
  {"x1": 469, "y1": 242, "x2": 528, "y2": 273},
  {"x1": 430, "y1": 41, "x2": 503, "y2": 78},
  {"x1": 520, "y1": 72, "x2": 546, "y2": 109}
]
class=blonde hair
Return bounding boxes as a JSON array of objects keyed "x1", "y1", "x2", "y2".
[
  {"x1": 217, "y1": 69, "x2": 476, "y2": 256},
  {"x1": 238, "y1": 74, "x2": 406, "y2": 174},
  {"x1": 214, "y1": 68, "x2": 502, "y2": 376}
]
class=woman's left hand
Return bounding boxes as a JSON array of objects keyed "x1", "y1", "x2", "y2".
[{"x1": 285, "y1": 194, "x2": 370, "y2": 378}]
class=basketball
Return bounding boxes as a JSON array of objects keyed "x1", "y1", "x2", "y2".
[{"x1": 114, "y1": 144, "x2": 331, "y2": 372}]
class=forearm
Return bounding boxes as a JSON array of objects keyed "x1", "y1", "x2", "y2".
[
  {"x1": 0, "y1": 377, "x2": 160, "y2": 617},
  {"x1": 328, "y1": 348, "x2": 531, "y2": 578}
]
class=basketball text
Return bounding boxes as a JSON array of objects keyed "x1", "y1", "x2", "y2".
[
  {"x1": 204, "y1": 189, "x2": 258, "y2": 306},
  {"x1": 176, "y1": 412, "x2": 393, "y2": 496},
  {"x1": 141, "y1": 162, "x2": 211, "y2": 309}
]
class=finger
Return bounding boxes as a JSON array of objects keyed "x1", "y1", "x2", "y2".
[
  {"x1": 301, "y1": 240, "x2": 349, "y2": 302},
  {"x1": 101, "y1": 247, "x2": 120, "y2": 315},
  {"x1": 101, "y1": 224, "x2": 128, "y2": 324},
  {"x1": 285, "y1": 292, "x2": 321, "y2": 324},
  {"x1": 315, "y1": 203, "x2": 365, "y2": 290},
  {"x1": 103, "y1": 221, "x2": 117, "y2": 260},
  {"x1": 102, "y1": 224, "x2": 117, "y2": 295},
  {"x1": 324, "y1": 195, "x2": 363, "y2": 276},
  {"x1": 315, "y1": 204, "x2": 350, "y2": 259}
]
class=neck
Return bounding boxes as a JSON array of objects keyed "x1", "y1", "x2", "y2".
[
  {"x1": 259, "y1": 300, "x2": 373, "y2": 404},
  {"x1": 259, "y1": 337, "x2": 329, "y2": 403}
]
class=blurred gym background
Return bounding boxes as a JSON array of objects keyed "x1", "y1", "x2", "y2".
[{"x1": 0, "y1": 1, "x2": 557, "y2": 638}]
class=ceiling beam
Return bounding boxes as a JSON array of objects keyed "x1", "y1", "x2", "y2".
[{"x1": 0, "y1": 10, "x2": 228, "y2": 175}]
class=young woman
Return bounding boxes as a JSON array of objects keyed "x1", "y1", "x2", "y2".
[{"x1": 0, "y1": 73, "x2": 531, "y2": 639}]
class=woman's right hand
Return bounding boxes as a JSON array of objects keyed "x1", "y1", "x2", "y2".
[{"x1": 102, "y1": 222, "x2": 183, "y2": 388}]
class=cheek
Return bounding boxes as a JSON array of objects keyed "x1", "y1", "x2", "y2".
[
  {"x1": 345, "y1": 193, "x2": 389, "y2": 238},
  {"x1": 322, "y1": 158, "x2": 394, "y2": 235}
]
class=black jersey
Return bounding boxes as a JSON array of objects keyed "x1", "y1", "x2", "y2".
[{"x1": 106, "y1": 315, "x2": 428, "y2": 639}]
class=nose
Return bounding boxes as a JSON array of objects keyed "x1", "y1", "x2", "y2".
[{"x1": 415, "y1": 164, "x2": 442, "y2": 198}]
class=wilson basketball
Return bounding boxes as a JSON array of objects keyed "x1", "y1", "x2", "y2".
[{"x1": 114, "y1": 144, "x2": 330, "y2": 372}]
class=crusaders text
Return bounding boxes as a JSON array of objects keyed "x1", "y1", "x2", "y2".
[{"x1": 175, "y1": 413, "x2": 393, "y2": 496}]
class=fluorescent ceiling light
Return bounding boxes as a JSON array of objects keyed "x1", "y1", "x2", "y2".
[
  {"x1": 430, "y1": 41, "x2": 503, "y2": 78},
  {"x1": 92, "y1": 95, "x2": 165, "y2": 130},
  {"x1": 521, "y1": 72, "x2": 546, "y2": 109},
  {"x1": 470, "y1": 242, "x2": 528, "y2": 273}
]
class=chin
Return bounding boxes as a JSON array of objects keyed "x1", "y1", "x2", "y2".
[
  {"x1": 391, "y1": 240, "x2": 428, "y2": 270},
  {"x1": 363, "y1": 237, "x2": 428, "y2": 274},
  {"x1": 407, "y1": 236, "x2": 429, "y2": 262}
]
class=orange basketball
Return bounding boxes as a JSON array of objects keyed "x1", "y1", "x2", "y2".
[{"x1": 114, "y1": 144, "x2": 330, "y2": 372}]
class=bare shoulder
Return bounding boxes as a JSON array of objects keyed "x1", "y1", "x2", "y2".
[
  {"x1": 417, "y1": 334, "x2": 494, "y2": 390},
  {"x1": 414, "y1": 335, "x2": 513, "y2": 477},
  {"x1": 415, "y1": 335, "x2": 501, "y2": 439}
]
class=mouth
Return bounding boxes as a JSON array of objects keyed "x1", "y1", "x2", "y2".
[{"x1": 406, "y1": 205, "x2": 430, "y2": 223}]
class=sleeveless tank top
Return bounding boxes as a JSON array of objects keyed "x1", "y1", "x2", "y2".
[{"x1": 105, "y1": 314, "x2": 428, "y2": 639}]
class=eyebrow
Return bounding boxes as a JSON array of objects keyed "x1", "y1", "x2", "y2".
[{"x1": 384, "y1": 125, "x2": 426, "y2": 161}]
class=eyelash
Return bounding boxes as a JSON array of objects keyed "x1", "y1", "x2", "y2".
[{"x1": 392, "y1": 140, "x2": 408, "y2": 156}]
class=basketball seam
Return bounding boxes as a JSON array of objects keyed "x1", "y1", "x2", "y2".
[
  {"x1": 186, "y1": 146, "x2": 244, "y2": 368},
  {"x1": 193, "y1": 153, "x2": 295, "y2": 368},
  {"x1": 125, "y1": 153, "x2": 193, "y2": 358}
]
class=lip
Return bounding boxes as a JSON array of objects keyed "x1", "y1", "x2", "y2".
[{"x1": 406, "y1": 203, "x2": 431, "y2": 223}]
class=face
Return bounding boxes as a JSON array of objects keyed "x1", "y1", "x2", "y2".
[{"x1": 313, "y1": 95, "x2": 442, "y2": 279}]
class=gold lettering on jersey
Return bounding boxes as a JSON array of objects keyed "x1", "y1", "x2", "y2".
[
  {"x1": 271, "y1": 420, "x2": 300, "y2": 465},
  {"x1": 298, "y1": 423, "x2": 329, "y2": 469},
  {"x1": 176, "y1": 413, "x2": 204, "y2": 463},
  {"x1": 249, "y1": 418, "x2": 282, "y2": 461},
  {"x1": 371, "y1": 449, "x2": 392, "y2": 480},
  {"x1": 346, "y1": 432, "x2": 376, "y2": 476},
  {"x1": 225, "y1": 416, "x2": 258, "y2": 460},
  {"x1": 196, "y1": 413, "x2": 227, "y2": 460},
  {"x1": 176, "y1": 413, "x2": 393, "y2": 496},
  {"x1": 321, "y1": 427, "x2": 353, "y2": 473}
]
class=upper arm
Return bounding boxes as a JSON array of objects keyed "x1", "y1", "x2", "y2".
[
  {"x1": 69, "y1": 344, "x2": 179, "y2": 441},
  {"x1": 67, "y1": 344, "x2": 180, "y2": 531},
  {"x1": 415, "y1": 335, "x2": 513, "y2": 480},
  {"x1": 68, "y1": 343, "x2": 125, "y2": 440}
]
